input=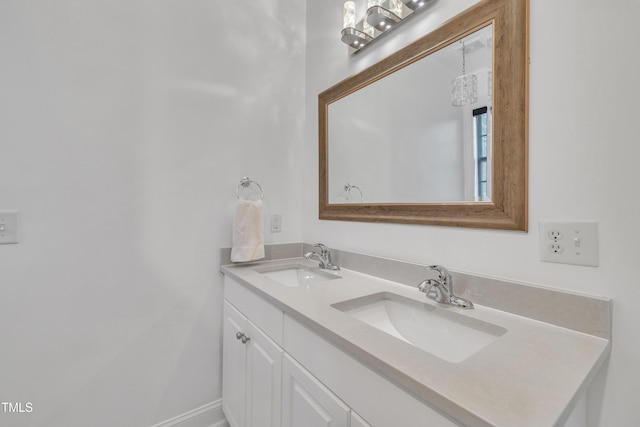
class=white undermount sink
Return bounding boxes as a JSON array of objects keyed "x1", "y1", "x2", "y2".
[
  {"x1": 257, "y1": 264, "x2": 341, "y2": 287},
  {"x1": 332, "y1": 292, "x2": 507, "y2": 363}
]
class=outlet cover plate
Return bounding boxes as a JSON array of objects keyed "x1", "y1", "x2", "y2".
[
  {"x1": 539, "y1": 221, "x2": 598, "y2": 267},
  {"x1": 270, "y1": 214, "x2": 282, "y2": 233}
]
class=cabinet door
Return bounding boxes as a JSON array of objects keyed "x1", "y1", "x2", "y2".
[
  {"x1": 223, "y1": 301, "x2": 248, "y2": 427},
  {"x1": 245, "y1": 321, "x2": 283, "y2": 427},
  {"x1": 282, "y1": 354, "x2": 349, "y2": 427}
]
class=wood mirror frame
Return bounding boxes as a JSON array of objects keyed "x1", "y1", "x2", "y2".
[{"x1": 319, "y1": 0, "x2": 528, "y2": 231}]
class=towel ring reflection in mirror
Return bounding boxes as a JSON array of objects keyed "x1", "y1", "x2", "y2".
[
  {"x1": 236, "y1": 177, "x2": 264, "y2": 200},
  {"x1": 345, "y1": 183, "x2": 363, "y2": 202}
]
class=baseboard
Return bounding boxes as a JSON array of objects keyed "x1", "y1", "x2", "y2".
[{"x1": 151, "y1": 399, "x2": 229, "y2": 427}]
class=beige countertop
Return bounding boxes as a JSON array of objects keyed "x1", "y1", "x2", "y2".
[{"x1": 221, "y1": 257, "x2": 610, "y2": 427}]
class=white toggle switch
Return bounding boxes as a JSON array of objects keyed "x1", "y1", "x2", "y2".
[{"x1": 0, "y1": 211, "x2": 19, "y2": 244}]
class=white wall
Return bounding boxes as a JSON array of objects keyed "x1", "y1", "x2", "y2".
[
  {"x1": 304, "y1": 0, "x2": 640, "y2": 425},
  {"x1": 0, "y1": 1, "x2": 305, "y2": 426}
]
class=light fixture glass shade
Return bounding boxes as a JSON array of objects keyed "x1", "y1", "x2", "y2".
[
  {"x1": 343, "y1": 1, "x2": 356, "y2": 29},
  {"x1": 363, "y1": 19, "x2": 375, "y2": 38},
  {"x1": 368, "y1": 0, "x2": 382, "y2": 7},
  {"x1": 388, "y1": 0, "x2": 403, "y2": 17},
  {"x1": 451, "y1": 74, "x2": 478, "y2": 106}
]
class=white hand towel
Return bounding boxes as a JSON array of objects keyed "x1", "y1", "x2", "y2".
[{"x1": 231, "y1": 199, "x2": 265, "y2": 262}]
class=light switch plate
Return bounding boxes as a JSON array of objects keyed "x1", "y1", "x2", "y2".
[
  {"x1": 0, "y1": 211, "x2": 19, "y2": 244},
  {"x1": 539, "y1": 221, "x2": 598, "y2": 267},
  {"x1": 270, "y1": 214, "x2": 282, "y2": 233}
]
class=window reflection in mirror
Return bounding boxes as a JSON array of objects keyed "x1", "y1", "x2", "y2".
[{"x1": 473, "y1": 106, "x2": 490, "y2": 201}]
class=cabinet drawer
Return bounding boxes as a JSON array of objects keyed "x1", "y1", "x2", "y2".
[{"x1": 225, "y1": 275, "x2": 284, "y2": 345}]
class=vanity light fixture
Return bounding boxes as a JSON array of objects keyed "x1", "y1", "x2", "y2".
[
  {"x1": 451, "y1": 41, "x2": 478, "y2": 107},
  {"x1": 340, "y1": 0, "x2": 433, "y2": 52},
  {"x1": 366, "y1": 0, "x2": 402, "y2": 32},
  {"x1": 341, "y1": 0, "x2": 374, "y2": 49}
]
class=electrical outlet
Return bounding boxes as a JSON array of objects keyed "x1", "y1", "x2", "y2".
[
  {"x1": 270, "y1": 214, "x2": 282, "y2": 233},
  {"x1": 549, "y1": 243, "x2": 564, "y2": 254},
  {"x1": 539, "y1": 221, "x2": 598, "y2": 267},
  {"x1": 547, "y1": 230, "x2": 563, "y2": 241},
  {"x1": 0, "y1": 211, "x2": 19, "y2": 244}
]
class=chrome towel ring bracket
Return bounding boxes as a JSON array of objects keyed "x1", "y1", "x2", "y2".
[
  {"x1": 236, "y1": 177, "x2": 264, "y2": 200},
  {"x1": 344, "y1": 183, "x2": 363, "y2": 202}
]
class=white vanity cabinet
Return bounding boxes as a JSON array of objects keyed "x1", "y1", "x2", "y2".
[
  {"x1": 222, "y1": 257, "x2": 610, "y2": 427},
  {"x1": 283, "y1": 314, "x2": 459, "y2": 427},
  {"x1": 222, "y1": 300, "x2": 283, "y2": 427},
  {"x1": 282, "y1": 353, "x2": 350, "y2": 427},
  {"x1": 222, "y1": 275, "x2": 442, "y2": 427},
  {"x1": 223, "y1": 276, "x2": 374, "y2": 427},
  {"x1": 222, "y1": 301, "x2": 248, "y2": 427},
  {"x1": 222, "y1": 275, "x2": 449, "y2": 427}
]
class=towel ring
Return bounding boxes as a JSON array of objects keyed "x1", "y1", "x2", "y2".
[
  {"x1": 344, "y1": 183, "x2": 363, "y2": 202},
  {"x1": 236, "y1": 177, "x2": 264, "y2": 200}
]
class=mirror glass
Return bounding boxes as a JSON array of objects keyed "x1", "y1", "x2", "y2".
[{"x1": 328, "y1": 25, "x2": 493, "y2": 204}]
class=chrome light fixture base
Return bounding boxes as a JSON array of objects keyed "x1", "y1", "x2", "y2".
[
  {"x1": 400, "y1": 0, "x2": 432, "y2": 11},
  {"x1": 366, "y1": 6, "x2": 402, "y2": 32},
  {"x1": 341, "y1": 27, "x2": 374, "y2": 49}
]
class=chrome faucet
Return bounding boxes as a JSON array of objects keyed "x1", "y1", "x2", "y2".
[
  {"x1": 304, "y1": 243, "x2": 340, "y2": 271},
  {"x1": 418, "y1": 265, "x2": 473, "y2": 309}
]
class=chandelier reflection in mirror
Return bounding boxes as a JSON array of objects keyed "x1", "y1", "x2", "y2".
[
  {"x1": 340, "y1": 0, "x2": 433, "y2": 51},
  {"x1": 451, "y1": 41, "x2": 478, "y2": 107}
]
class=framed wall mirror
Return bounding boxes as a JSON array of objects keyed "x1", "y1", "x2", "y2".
[{"x1": 319, "y1": 0, "x2": 528, "y2": 230}]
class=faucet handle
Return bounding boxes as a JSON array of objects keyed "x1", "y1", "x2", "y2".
[
  {"x1": 419, "y1": 278, "x2": 448, "y2": 303},
  {"x1": 312, "y1": 243, "x2": 328, "y2": 255},
  {"x1": 418, "y1": 279, "x2": 437, "y2": 293},
  {"x1": 428, "y1": 265, "x2": 449, "y2": 279}
]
